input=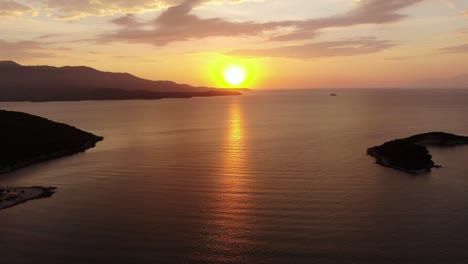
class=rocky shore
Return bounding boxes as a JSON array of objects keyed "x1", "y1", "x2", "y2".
[{"x1": 0, "y1": 187, "x2": 56, "y2": 210}]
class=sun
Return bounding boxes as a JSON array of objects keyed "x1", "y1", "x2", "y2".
[{"x1": 223, "y1": 65, "x2": 247, "y2": 87}]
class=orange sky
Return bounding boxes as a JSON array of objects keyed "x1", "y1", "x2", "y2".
[{"x1": 1, "y1": 0, "x2": 468, "y2": 89}]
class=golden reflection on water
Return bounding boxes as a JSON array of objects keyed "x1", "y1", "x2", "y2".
[
  {"x1": 201, "y1": 101, "x2": 253, "y2": 262},
  {"x1": 226, "y1": 102, "x2": 244, "y2": 165}
]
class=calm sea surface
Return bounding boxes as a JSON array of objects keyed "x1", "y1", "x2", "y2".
[{"x1": 1, "y1": 89, "x2": 468, "y2": 264}]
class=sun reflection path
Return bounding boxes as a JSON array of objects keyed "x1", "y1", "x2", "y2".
[
  {"x1": 227, "y1": 103, "x2": 244, "y2": 164},
  {"x1": 197, "y1": 102, "x2": 255, "y2": 263}
]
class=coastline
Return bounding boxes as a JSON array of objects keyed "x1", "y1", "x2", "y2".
[
  {"x1": 0, "y1": 186, "x2": 56, "y2": 210},
  {"x1": 0, "y1": 110, "x2": 104, "y2": 211},
  {"x1": 0, "y1": 135, "x2": 103, "y2": 175},
  {"x1": 0, "y1": 89, "x2": 243, "y2": 103},
  {"x1": 367, "y1": 147, "x2": 431, "y2": 174}
]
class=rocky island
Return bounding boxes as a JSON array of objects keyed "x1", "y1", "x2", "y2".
[
  {"x1": 0, "y1": 110, "x2": 103, "y2": 209},
  {"x1": 367, "y1": 132, "x2": 468, "y2": 173}
]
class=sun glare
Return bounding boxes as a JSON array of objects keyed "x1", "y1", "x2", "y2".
[
  {"x1": 208, "y1": 57, "x2": 260, "y2": 88},
  {"x1": 223, "y1": 65, "x2": 247, "y2": 87}
]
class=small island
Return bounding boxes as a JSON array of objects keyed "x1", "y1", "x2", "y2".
[
  {"x1": 1, "y1": 110, "x2": 103, "y2": 210},
  {"x1": 367, "y1": 132, "x2": 468, "y2": 173}
]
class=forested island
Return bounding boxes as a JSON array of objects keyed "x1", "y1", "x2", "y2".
[{"x1": 367, "y1": 132, "x2": 468, "y2": 173}]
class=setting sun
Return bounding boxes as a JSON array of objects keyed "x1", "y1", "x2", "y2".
[{"x1": 223, "y1": 65, "x2": 247, "y2": 87}]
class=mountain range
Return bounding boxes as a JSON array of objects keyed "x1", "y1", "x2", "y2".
[{"x1": 0, "y1": 61, "x2": 243, "y2": 102}]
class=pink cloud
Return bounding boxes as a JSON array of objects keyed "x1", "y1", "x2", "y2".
[
  {"x1": 101, "y1": 0, "x2": 296, "y2": 46},
  {"x1": 227, "y1": 39, "x2": 394, "y2": 59},
  {"x1": 98, "y1": 0, "x2": 423, "y2": 46},
  {"x1": 440, "y1": 43, "x2": 468, "y2": 53},
  {"x1": 0, "y1": 0, "x2": 31, "y2": 16},
  {"x1": 21, "y1": 0, "x2": 248, "y2": 18},
  {"x1": 0, "y1": 40, "x2": 53, "y2": 59}
]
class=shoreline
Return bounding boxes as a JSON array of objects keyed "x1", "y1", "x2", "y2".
[
  {"x1": 0, "y1": 90, "x2": 243, "y2": 103},
  {"x1": 0, "y1": 136, "x2": 103, "y2": 175},
  {"x1": 0, "y1": 110, "x2": 104, "y2": 211},
  {"x1": 0, "y1": 186, "x2": 56, "y2": 210},
  {"x1": 367, "y1": 148, "x2": 431, "y2": 174}
]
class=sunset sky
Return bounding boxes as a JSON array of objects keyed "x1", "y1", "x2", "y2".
[{"x1": 1, "y1": 0, "x2": 468, "y2": 89}]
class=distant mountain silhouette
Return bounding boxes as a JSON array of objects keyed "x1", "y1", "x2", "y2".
[{"x1": 0, "y1": 61, "x2": 242, "y2": 101}]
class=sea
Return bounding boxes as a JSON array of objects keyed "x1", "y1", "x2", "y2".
[{"x1": 1, "y1": 89, "x2": 468, "y2": 264}]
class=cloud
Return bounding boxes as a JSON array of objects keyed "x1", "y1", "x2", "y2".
[
  {"x1": 0, "y1": 40, "x2": 53, "y2": 59},
  {"x1": 226, "y1": 39, "x2": 394, "y2": 59},
  {"x1": 440, "y1": 43, "x2": 468, "y2": 53},
  {"x1": 21, "y1": 0, "x2": 171, "y2": 19},
  {"x1": 99, "y1": 0, "x2": 295, "y2": 46},
  {"x1": 98, "y1": 0, "x2": 424, "y2": 46},
  {"x1": 385, "y1": 56, "x2": 412, "y2": 61},
  {"x1": 36, "y1": 34, "x2": 62, "y2": 39},
  {"x1": 20, "y1": 0, "x2": 249, "y2": 19},
  {"x1": 271, "y1": 0, "x2": 425, "y2": 41},
  {"x1": 0, "y1": 0, "x2": 31, "y2": 16},
  {"x1": 111, "y1": 13, "x2": 143, "y2": 27}
]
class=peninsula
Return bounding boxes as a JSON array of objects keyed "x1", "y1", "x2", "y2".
[
  {"x1": 367, "y1": 132, "x2": 468, "y2": 173},
  {"x1": 0, "y1": 110, "x2": 103, "y2": 210}
]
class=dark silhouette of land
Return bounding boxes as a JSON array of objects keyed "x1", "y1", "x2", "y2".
[
  {"x1": 0, "y1": 61, "x2": 243, "y2": 102},
  {"x1": 368, "y1": 132, "x2": 468, "y2": 173},
  {"x1": 0, "y1": 109, "x2": 103, "y2": 210},
  {"x1": 0, "y1": 110, "x2": 103, "y2": 175}
]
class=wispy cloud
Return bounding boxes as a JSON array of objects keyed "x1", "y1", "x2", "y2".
[
  {"x1": 0, "y1": 40, "x2": 54, "y2": 59},
  {"x1": 270, "y1": 0, "x2": 425, "y2": 41},
  {"x1": 385, "y1": 56, "x2": 411, "y2": 61},
  {"x1": 19, "y1": 0, "x2": 250, "y2": 19},
  {"x1": 98, "y1": 0, "x2": 423, "y2": 47},
  {"x1": 22, "y1": 0, "x2": 169, "y2": 19},
  {"x1": 36, "y1": 34, "x2": 62, "y2": 39},
  {"x1": 227, "y1": 39, "x2": 394, "y2": 59},
  {"x1": 0, "y1": 0, "x2": 31, "y2": 16},
  {"x1": 440, "y1": 43, "x2": 468, "y2": 53},
  {"x1": 111, "y1": 14, "x2": 144, "y2": 27},
  {"x1": 99, "y1": 0, "x2": 294, "y2": 46}
]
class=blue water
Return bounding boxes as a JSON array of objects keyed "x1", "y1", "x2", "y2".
[{"x1": 1, "y1": 89, "x2": 468, "y2": 263}]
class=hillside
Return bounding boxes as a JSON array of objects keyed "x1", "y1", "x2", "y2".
[
  {"x1": 0, "y1": 110, "x2": 103, "y2": 174},
  {"x1": 0, "y1": 61, "x2": 242, "y2": 102}
]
